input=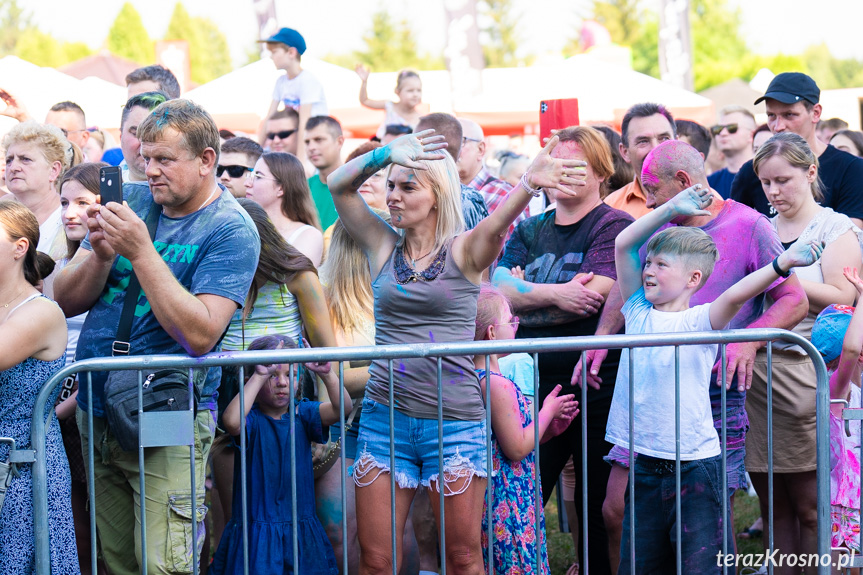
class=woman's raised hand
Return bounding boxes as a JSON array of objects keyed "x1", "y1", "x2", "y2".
[
  {"x1": 355, "y1": 64, "x2": 370, "y2": 82},
  {"x1": 668, "y1": 183, "x2": 712, "y2": 217},
  {"x1": 387, "y1": 129, "x2": 448, "y2": 170},
  {"x1": 522, "y1": 135, "x2": 587, "y2": 197}
]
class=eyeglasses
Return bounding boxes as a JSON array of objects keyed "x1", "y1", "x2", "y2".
[
  {"x1": 59, "y1": 128, "x2": 87, "y2": 138},
  {"x1": 500, "y1": 316, "x2": 519, "y2": 329},
  {"x1": 710, "y1": 123, "x2": 739, "y2": 136},
  {"x1": 250, "y1": 171, "x2": 278, "y2": 182},
  {"x1": 217, "y1": 164, "x2": 254, "y2": 178},
  {"x1": 462, "y1": 136, "x2": 482, "y2": 145},
  {"x1": 266, "y1": 129, "x2": 296, "y2": 141}
]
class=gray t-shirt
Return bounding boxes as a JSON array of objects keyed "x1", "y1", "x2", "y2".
[{"x1": 366, "y1": 242, "x2": 483, "y2": 421}]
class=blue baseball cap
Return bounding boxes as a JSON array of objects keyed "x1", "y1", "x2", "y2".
[
  {"x1": 259, "y1": 27, "x2": 306, "y2": 55},
  {"x1": 812, "y1": 304, "x2": 855, "y2": 363}
]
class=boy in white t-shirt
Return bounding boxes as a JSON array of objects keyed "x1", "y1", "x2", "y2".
[
  {"x1": 607, "y1": 181, "x2": 822, "y2": 572},
  {"x1": 258, "y1": 27, "x2": 328, "y2": 163}
]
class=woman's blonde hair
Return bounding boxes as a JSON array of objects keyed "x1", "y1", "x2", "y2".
[
  {"x1": 389, "y1": 152, "x2": 465, "y2": 254},
  {"x1": 2, "y1": 121, "x2": 70, "y2": 178},
  {"x1": 753, "y1": 132, "x2": 824, "y2": 203},
  {"x1": 320, "y1": 209, "x2": 391, "y2": 334}
]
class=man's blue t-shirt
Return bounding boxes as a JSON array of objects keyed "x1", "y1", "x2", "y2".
[
  {"x1": 707, "y1": 167, "x2": 735, "y2": 200},
  {"x1": 75, "y1": 182, "x2": 260, "y2": 416}
]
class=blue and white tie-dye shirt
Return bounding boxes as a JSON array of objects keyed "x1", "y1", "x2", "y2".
[{"x1": 75, "y1": 182, "x2": 260, "y2": 416}]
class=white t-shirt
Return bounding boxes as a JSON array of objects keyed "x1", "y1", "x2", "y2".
[
  {"x1": 605, "y1": 288, "x2": 721, "y2": 460},
  {"x1": 272, "y1": 70, "x2": 328, "y2": 116}
]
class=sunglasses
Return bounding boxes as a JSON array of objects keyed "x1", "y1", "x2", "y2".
[
  {"x1": 710, "y1": 123, "x2": 739, "y2": 136},
  {"x1": 500, "y1": 316, "x2": 520, "y2": 329},
  {"x1": 59, "y1": 128, "x2": 87, "y2": 138},
  {"x1": 216, "y1": 164, "x2": 253, "y2": 178},
  {"x1": 266, "y1": 129, "x2": 296, "y2": 141}
]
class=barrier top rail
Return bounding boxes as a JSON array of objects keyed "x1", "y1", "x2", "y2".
[{"x1": 29, "y1": 328, "x2": 831, "y2": 575}]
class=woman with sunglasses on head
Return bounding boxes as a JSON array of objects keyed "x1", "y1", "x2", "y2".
[
  {"x1": 328, "y1": 129, "x2": 583, "y2": 575},
  {"x1": 245, "y1": 152, "x2": 324, "y2": 265}
]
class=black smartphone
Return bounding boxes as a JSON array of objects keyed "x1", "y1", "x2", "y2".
[{"x1": 99, "y1": 166, "x2": 123, "y2": 205}]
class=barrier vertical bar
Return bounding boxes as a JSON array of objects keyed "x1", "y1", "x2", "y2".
[
  {"x1": 580, "y1": 349, "x2": 589, "y2": 575},
  {"x1": 720, "y1": 344, "x2": 728, "y2": 574},
  {"x1": 628, "y1": 347, "x2": 635, "y2": 570},
  {"x1": 189, "y1": 368, "x2": 198, "y2": 575},
  {"x1": 87, "y1": 372, "x2": 97, "y2": 574},
  {"x1": 239, "y1": 365, "x2": 249, "y2": 575},
  {"x1": 766, "y1": 342, "x2": 774, "y2": 575},
  {"x1": 289, "y1": 363, "x2": 298, "y2": 573},
  {"x1": 485, "y1": 355, "x2": 493, "y2": 575},
  {"x1": 388, "y1": 359, "x2": 396, "y2": 575},
  {"x1": 339, "y1": 361, "x2": 349, "y2": 575},
  {"x1": 138, "y1": 370, "x2": 148, "y2": 575},
  {"x1": 437, "y1": 356, "x2": 446, "y2": 575},
  {"x1": 814, "y1": 339, "x2": 831, "y2": 572},
  {"x1": 533, "y1": 352, "x2": 540, "y2": 574},
  {"x1": 674, "y1": 346, "x2": 681, "y2": 575}
]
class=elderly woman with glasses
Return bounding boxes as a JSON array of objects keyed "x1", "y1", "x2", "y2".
[{"x1": 244, "y1": 151, "x2": 324, "y2": 266}]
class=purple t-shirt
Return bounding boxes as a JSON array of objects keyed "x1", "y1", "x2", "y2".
[{"x1": 642, "y1": 200, "x2": 785, "y2": 407}]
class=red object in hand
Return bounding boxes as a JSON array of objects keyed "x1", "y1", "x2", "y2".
[{"x1": 539, "y1": 99, "x2": 580, "y2": 143}]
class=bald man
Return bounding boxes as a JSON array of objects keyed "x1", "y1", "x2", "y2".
[
  {"x1": 574, "y1": 140, "x2": 807, "y2": 570},
  {"x1": 456, "y1": 117, "x2": 527, "y2": 234}
]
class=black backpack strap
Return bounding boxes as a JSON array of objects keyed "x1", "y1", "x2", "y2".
[{"x1": 112, "y1": 203, "x2": 163, "y2": 356}]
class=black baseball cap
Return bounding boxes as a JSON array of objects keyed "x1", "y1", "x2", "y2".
[
  {"x1": 258, "y1": 27, "x2": 306, "y2": 55},
  {"x1": 754, "y1": 72, "x2": 820, "y2": 106}
]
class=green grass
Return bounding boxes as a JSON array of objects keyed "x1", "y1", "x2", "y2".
[{"x1": 545, "y1": 488, "x2": 764, "y2": 574}]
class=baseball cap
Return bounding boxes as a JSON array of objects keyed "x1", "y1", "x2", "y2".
[
  {"x1": 259, "y1": 28, "x2": 306, "y2": 55},
  {"x1": 812, "y1": 303, "x2": 855, "y2": 363},
  {"x1": 754, "y1": 72, "x2": 820, "y2": 106}
]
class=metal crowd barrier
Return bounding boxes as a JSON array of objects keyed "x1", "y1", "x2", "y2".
[{"x1": 29, "y1": 328, "x2": 831, "y2": 575}]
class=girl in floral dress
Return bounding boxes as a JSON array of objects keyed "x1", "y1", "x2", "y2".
[
  {"x1": 473, "y1": 284, "x2": 580, "y2": 574},
  {"x1": 811, "y1": 269, "x2": 863, "y2": 560}
]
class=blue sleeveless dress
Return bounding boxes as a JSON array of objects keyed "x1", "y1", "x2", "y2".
[
  {"x1": 212, "y1": 401, "x2": 338, "y2": 575},
  {"x1": 0, "y1": 295, "x2": 78, "y2": 574}
]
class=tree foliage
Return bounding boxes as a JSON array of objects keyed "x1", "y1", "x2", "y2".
[
  {"x1": 165, "y1": 2, "x2": 232, "y2": 84},
  {"x1": 0, "y1": 0, "x2": 30, "y2": 56},
  {"x1": 479, "y1": 0, "x2": 532, "y2": 68},
  {"x1": 107, "y1": 2, "x2": 153, "y2": 64},
  {"x1": 335, "y1": 9, "x2": 444, "y2": 72},
  {"x1": 578, "y1": 0, "x2": 863, "y2": 91}
]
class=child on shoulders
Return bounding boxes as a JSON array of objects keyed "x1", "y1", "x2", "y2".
[{"x1": 607, "y1": 183, "x2": 823, "y2": 572}]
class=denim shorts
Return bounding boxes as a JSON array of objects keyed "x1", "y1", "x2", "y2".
[{"x1": 353, "y1": 398, "x2": 488, "y2": 493}]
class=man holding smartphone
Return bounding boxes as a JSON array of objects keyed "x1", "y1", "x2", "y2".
[{"x1": 55, "y1": 99, "x2": 260, "y2": 575}]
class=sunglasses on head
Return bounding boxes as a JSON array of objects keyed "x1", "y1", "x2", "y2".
[
  {"x1": 710, "y1": 123, "x2": 739, "y2": 136},
  {"x1": 267, "y1": 129, "x2": 296, "y2": 140},
  {"x1": 216, "y1": 164, "x2": 253, "y2": 178}
]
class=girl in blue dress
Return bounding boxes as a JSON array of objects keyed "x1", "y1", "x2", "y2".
[
  {"x1": 473, "y1": 284, "x2": 580, "y2": 575},
  {"x1": 211, "y1": 334, "x2": 351, "y2": 575}
]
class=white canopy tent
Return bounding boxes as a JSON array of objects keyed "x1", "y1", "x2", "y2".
[{"x1": 0, "y1": 56, "x2": 128, "y2": 130}]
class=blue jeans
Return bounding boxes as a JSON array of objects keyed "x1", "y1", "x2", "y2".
[{"x1": 619, "y1": 454, "x2": 725, "y2": 574}]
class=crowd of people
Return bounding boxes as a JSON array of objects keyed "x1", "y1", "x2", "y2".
[{"x1": 0, "y1": 23, "x2": 862, "y2": 575}]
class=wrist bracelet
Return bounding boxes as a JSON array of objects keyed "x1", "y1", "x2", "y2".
[
  {"x1": 520, "y1": 172, "x2": 543, "y2": 197},
  {"x1": 772, "y1": 256, "x2": 791, "y2": 278}
]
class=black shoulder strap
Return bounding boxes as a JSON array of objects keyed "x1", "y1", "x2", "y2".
[{"x1": 112, "y1": 203, "x2": 162, "y2": 356}]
